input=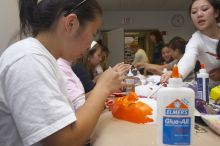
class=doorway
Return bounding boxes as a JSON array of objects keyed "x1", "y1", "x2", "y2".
[
  {"x1": 124, "y1": 30, "x2": 155, "y2": 64},
  {"x1": 99, "y1": 29, "x2": 156, "y2": 65}
]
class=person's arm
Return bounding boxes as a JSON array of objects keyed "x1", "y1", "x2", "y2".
[
  {"x1": 177, "y1": 33, "x2": 199, "y2": 79},
  {"x1": 7, "y1": 54, "x2": 129, "y2": 146},
  {"x1": 112, "y1": 62, "x2": 131, "y2": 73},
  {"x1": 6, "y1": 55, "x2": 78, "y2": 146},
  {"x1": 166, "y1": 59, "x2": 179, "y2": 70},
  {"x1": 41, "y1": 85, "x2": 109, "y2": 146},
  {"x1": 161, "y1": 33, "x2": 200, "y2": 83},
  {"x1": 41, "y1": 66, "x2": 129, "y2": 146},
  {"x1": 134, "y1": 62, "x2": 168, "y2": 75},
  {"x1": 145, "y1": 63, "x2": 168, "y2": 75}
]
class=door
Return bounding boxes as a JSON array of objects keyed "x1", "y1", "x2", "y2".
[{"x1": 107, "y1": 28, "x2": 124, "y2": 67}]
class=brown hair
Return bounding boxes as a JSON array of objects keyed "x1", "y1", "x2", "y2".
[
  {"x1": 169, "y1": 37, "x2": 187, "y2": 54},
  {"x1": 149, "y1": 30, "x2": 164, "y2": 43}
]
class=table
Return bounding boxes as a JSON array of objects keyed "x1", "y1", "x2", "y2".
[{"x1": 91, "y1": 110, "x2": 220, "y2": 146}]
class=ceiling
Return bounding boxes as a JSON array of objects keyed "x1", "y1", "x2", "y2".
[{"x1": 96, "y1": 0, "x2": 192, "y2": 11}]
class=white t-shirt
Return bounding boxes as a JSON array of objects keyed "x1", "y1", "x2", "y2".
[
  {"x1": 0, "y1": 38, "x2": 76, "y2": 146},
  {"x1": 178, "y1": 31, "x2": 220, "y2": 86},
  {"x1": 132, "y1": 49, "x2": 148, "y2": 65}
]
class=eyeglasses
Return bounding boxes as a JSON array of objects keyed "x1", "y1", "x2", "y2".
[{"x1": 64, "y1": 0, "x2": 88, "y2": 17}]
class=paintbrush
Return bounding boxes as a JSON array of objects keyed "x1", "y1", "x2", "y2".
[{"x1": 147, "y1": 82, "x2": 165, "y2": 99}]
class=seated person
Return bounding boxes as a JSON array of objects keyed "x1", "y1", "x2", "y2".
[
  {"x1": 161, "y1": 0, "x2": 220, "y2": 87},
  {"x1": 135, "y1": 37, "x2": 195, "y2": 81},
  {"x1": 94, "y1": 40, "x2": 110, "y2": 75},
  {"x1": 143, "y1": 45, "x2": 173, "y2": 76},
  {"x1": 58, "y1": 57, "x2": 130, "y2": 104},
  {"x1": 161, "y1": 44, "x2": 173, "y2": 64},
  {"x1": 72, "y1": 41, "x2": 103, "y2": 93},
  {"x1": 58, "y1": 57, "x2": 130, "y2": 146}
]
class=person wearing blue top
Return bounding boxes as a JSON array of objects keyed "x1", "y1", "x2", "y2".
[
  {"x1": 72, "y1": 62, "x2": 96, "y2": 93},
  {"x1": 149, "y1": 29, "x2": 165, "y2": 64}
]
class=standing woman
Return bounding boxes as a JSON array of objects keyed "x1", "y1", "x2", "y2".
[
  {"x1": 149, "y1": 29, "x2": 165, "y2": 64},
  {"x1": 0, "y1": 0, "x2": 128, "y2": 146},
  {"x1": 161, "y1": 0, "x2": 220, "y2": 87}
]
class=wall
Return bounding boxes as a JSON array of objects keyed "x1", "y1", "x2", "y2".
[
  {"x1": 0, "y1": 4, "x2": 196, "y2": 55},
  {"x1": 0, "y1": 0, "x2": 19, "y2": 55},
  {"x1": 101, "y1": 11, "x2": 195, "y2": 43}
]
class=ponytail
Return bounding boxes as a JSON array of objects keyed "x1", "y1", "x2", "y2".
[{"x1": 19, "y1": 0, "x2": 39, "y2": 37}]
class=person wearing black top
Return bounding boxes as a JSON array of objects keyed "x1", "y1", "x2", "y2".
[
  {"x1": 72, "y1": 41, "x2": 103, "y2": 93},
  {"x1": 72, "y1": 62, "x2": 96, "y2": 93},
  {"x1": 149, "y1": 30, "x2": 165, "y2": 64}
]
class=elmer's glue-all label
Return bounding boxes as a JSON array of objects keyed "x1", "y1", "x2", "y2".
[
  {"x1": 196, "y1": 64, "x2": 209, "y2": 103},
  {"x1": 157, "y1": 65, "x2": 194, "y2": 146}
]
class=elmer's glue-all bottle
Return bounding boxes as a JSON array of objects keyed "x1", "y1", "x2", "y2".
[
  {"x1": 196, "y1": 64, "x2": 209, "y2": 103},
  {"x1": 157, "y1": 65, "x2": 195, "y2": 146}
]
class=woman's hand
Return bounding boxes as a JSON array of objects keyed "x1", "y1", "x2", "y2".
[
  {"x1": 160, "y1": 72, "x2": 172, "y2": 84},
  {"x1": 96, "y1": 63, "x2": 130, "y2": 95},
  {"x1": 112, "y1": 62, "x2": 131, "y2": 73},
  {"x1": 209, "y1": 67, "x2": 220, "y2": 81}
]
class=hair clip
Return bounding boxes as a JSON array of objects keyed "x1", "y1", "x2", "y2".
[{"x1": 90, "y1": 41, "x2": 98, "y2": 50}]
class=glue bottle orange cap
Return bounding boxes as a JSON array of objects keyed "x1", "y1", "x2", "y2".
[
  {"x1": 200, "y1": 63, "x2": 205, "y2": 69},
  {"x1": 172, "y1": 65, "x2": 179, "y2": 78}
]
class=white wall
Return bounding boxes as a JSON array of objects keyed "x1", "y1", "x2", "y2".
[
  {"x1": 0, "y1": 0, "x2": 19, "y2": 55},
  {"x1": 0, "y1": 4, "x2": 196, "y2": 55},
  {"x1": 101, "y1": 11, "x2": 195, "y2": 43}
]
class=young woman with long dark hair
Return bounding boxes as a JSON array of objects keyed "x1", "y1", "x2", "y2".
[{"x1": 0, "y1": 0, "x2": 129, "y2": 146}]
